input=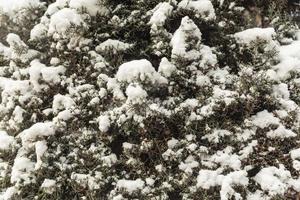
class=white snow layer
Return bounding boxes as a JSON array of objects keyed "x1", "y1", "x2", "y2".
[
  {"x1": 48, "y1": 8, "x2": 85, "y2": 37},
  {"x1": 11, "y1": 156, "x2": 35, "y2": 184},
  {"x1": 291, "y1": 148, "x2": 300, "y2": 160},
  {"x1": 251, "y1": 110, "x2": 280, "y2": 128},
  {"x1": 116, "y1": 59, "x2": 167, "y2": 84},
  {"x1": 96, "y1": 39, "x2": 132, "y2": 53},
  {"x1": 178, "y1": 0, "x2": 216, "y2": 20},
  {"x1": 35, "y1": 140, "x2": 48, "y2": 170},
  {"x1": 272, "y1": 83, "x2": 290, "y2": 99},
  {"x1": 29, "y1": 60, "x2": 66, "y2": 91},
  {"x1": 0, "y1": 0, "x2": 42, "y2": 16},
  {"x1": 126, "y1": 84, "x2": 148, "y2": 103},
  {"x1": 0, "y1": 186, "x2": 17, "y2": 200},
  {"x1": 197, "y1": 170, "x2": 248, "y2": 200},
  {"x1": 41, "y1": 179, "x2": 56, "y2": 193},
  {"x1": 266, "y1": 125, "x2": 297, "y2": 138},
  {"x1": 158, "y1": 57, "x2": 176, "y2": 77},
  {"x1": 31, "y1": 23, "x2": 48, "y2": 40},
  {"x1": 149, "y1": 2, "x2": 173, "y2": 27},
  {"x1": 234, "y1": 28, "x2": 276, "y2": 44},
  {"x1": 19, "y1": 122, "x2": 55, "y2": 146},
  {"x1": 6, "y1": 33, "x2": 38, "y2": 63},
  {"x1": 0, "y1": 131, "x2": 15, "y2": 151},
  {"x1": 171, "y1": 16, "x2": 202, "y2": 60},
  {"x1": 272, "y1": 40, "x2": 300, "y2": 80},
  {"x1": 254, "y1": 165, "x2": 291, "y2": 195},
  {"x1": 69, "y1": 0, "x2": 108, "y2": 16},
  {"x1": 71, "y1": 173, "x2": 100, "y2": 190},
  {"x1": 98, "y1": 115, "x2": 110, "y2": 132},
  {"x1": 116, "y1": 179, "x2": 145, "y2": 194},
  {"x1": 52, "y1": 94, "x2": 75, "y2": 114}
]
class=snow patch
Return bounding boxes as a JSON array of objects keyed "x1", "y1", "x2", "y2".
[
  {"x1": 291, "y1": 148, "x2": 300, "y2": 160},
  {"x1": 251, "y1": 110, "x2": 280, "y2": 129},
  {"x1": 48, "y1": 8, "x2": 85, "y2": 37},
  {"x1": 52, "y1": 94, "x2": 75, "y2": 114},
  {"x1": 234, "y1": 28, "x2": 276, "y2": 44},
  {"x1": 35, "y1": 140, "x2": 48, "y2": 170},
  {"x1": 98, "y1": 115, "x2": 110, "y2": 132},
  {"x1": 178, "y1": 0, "x2": 216, "y2": 20},
  {"x1": 116, "y1": 59, "x2": 167, "y2": 84},
  {"x1": 41, "y1": 179, "x2": 56, "y2": 193},
  {"x1": 126, "y1": 84, "x2": 148, "y2": 104},
  {"x1": 69, "y1": 0, "x2": 108, "y2": 16},
  {"x1": 171, "y1": 16, "x2": 202, "y2": 60},
  {"x1": 11, "y1": 156, "x2": 35, "y2": 184},
  {"x1": 96, "y1": 39, "x2": 132, "y2": 53},
  {"x1": 266, "y1": 125, "x2": 296, "y2": 138},
  {"x1": 149, "y1": 2, "x2": 173, "y2": 27},
  {"x1": 0, "y1": 131, "x2": 15, "y2": 151},
  {"x1": 19, "y1": 122, "x2": 55, "y2": 146},
  {"x1": 254, "y1": 165, "x2": 291, "y2": 195},
  {"x1": 116, "y1": 179, "x2": 145, "y2": 194},
  {"x1": 0, "y1": 0, "x2": 42, "y2": 16},
  {"x1": 197, "y1": 170, "x2": 248, "y2": 200},
  {"x1": 158, "y1": 57, "x2": 176, "y2": 77}
]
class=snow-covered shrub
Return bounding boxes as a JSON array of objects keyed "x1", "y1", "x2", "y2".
[{"x1": 0, "y1": 0, "x2": 300, "y2": 199}]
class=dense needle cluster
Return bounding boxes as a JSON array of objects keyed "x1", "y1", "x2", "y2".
[{"x1": 0, "y1": 0, "x2": 300, "y2": 199}]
